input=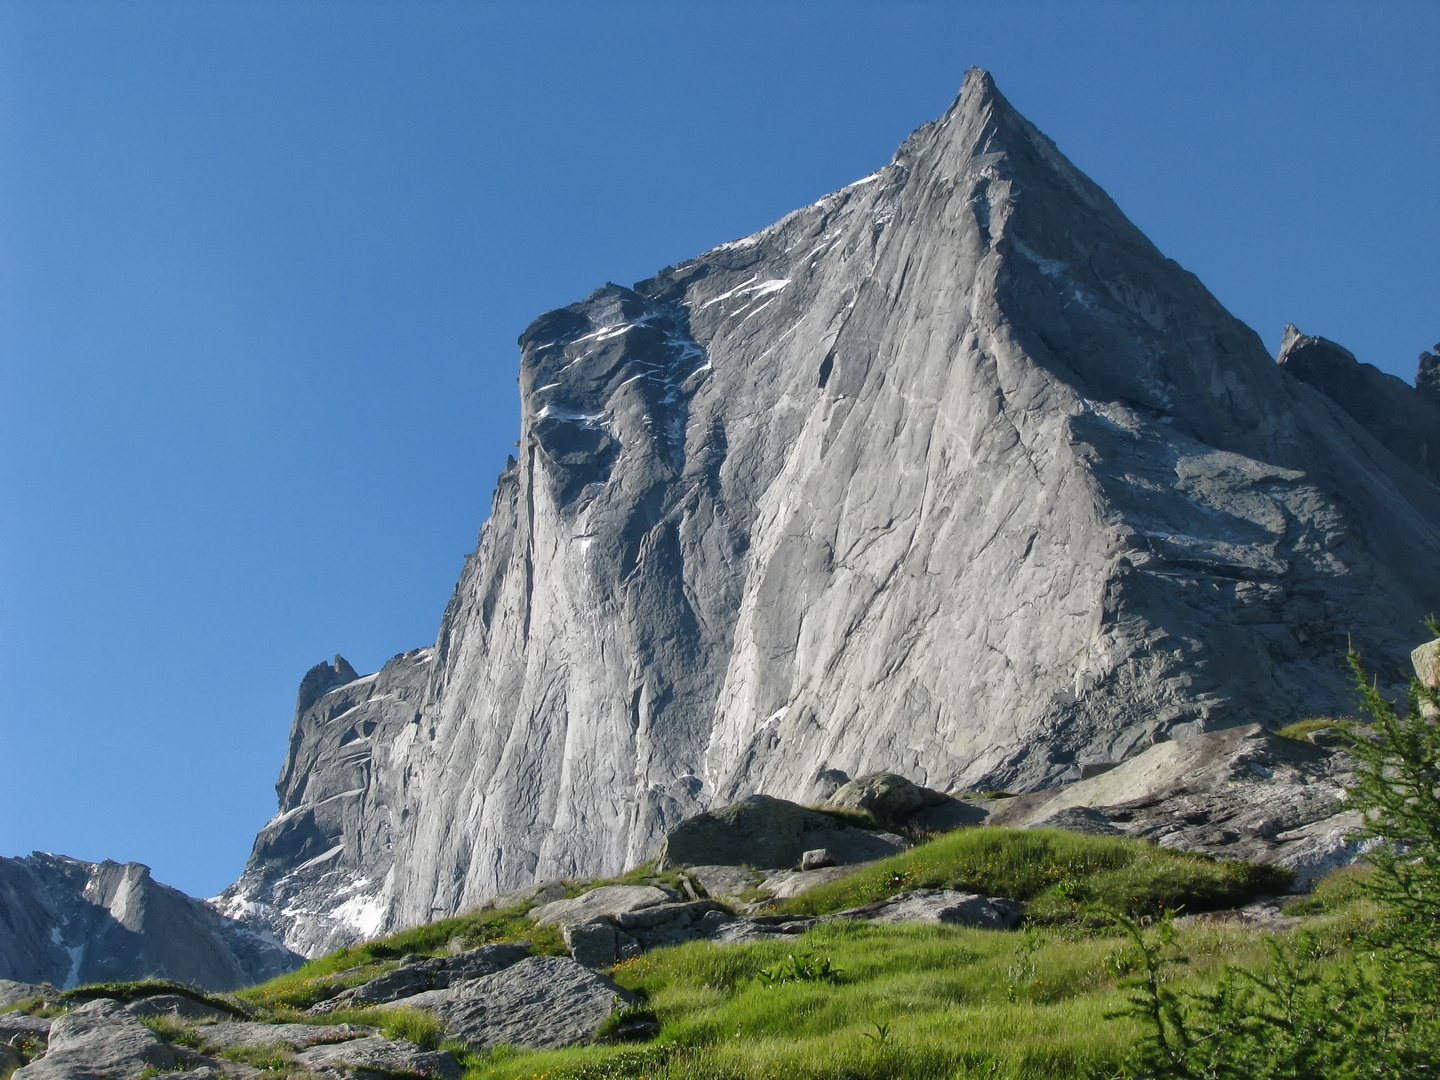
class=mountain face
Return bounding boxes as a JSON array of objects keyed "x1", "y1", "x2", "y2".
[
  {"x1": 0, "y1": 853, "x2": 301, "y2": 990},
  {"x1": 222, "y1": 69, "x2": 1440, "y2": 956}
]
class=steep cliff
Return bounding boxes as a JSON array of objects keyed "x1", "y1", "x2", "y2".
[
  {"x1": 0, "y1": 853, "x2": 300, "y2": 990},
  {"x1": 224, "y1": 69, "x2": 1440, "y2": 954}
]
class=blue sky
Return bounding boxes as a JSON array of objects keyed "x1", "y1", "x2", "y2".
[{"x1": 1, "y1": 1, "x2": 1435, "y2": 898}]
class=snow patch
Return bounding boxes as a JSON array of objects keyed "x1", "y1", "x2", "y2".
[{"x1": 331, "y1": 893, "x2": 387, "y2": 938}]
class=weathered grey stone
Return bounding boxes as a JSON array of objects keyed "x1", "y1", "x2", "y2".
[
  {"x1": 13, "y1": 999, "x2": 174, "y2": 1080},
  {"x1": 439, "y1": 942, "x2": 532, "y2": 986},
  {"x1": 294, "y1": 1034, "x2": 461, "y2": 1080},
  {"x1": 0, "y1": 1045, "x2": 22, "y2": 1077},
  {"x1": 531, "y1": 885, "x2": 672, "y2": 927},
  {"x1": 826, "y1": 774, "x2": 947, "y2": 825},
  {"x1": 613, "y1": 900, "x2": 726, "y2": 931},
  {"x1": 688, "y1": 865, "x2": 762, "y2": 900},
  {"x1": 1030, "y1": 805, "x2": 1124, "y2": 837},
  {"x1": 760, "y1": 864, "x2": 869, "y2": 900},
  {"x1": 801, "y1": 849, "x2": 837, "y2": 870},
  {"x1": 226, "y1": 69, "x2": 1440, "y2": 953},
  {"x1": 563, "y1": 919, "x2": 619, "y2": 969},
  {"x1": 197, "y1": 1021, "x2": 374, "y2": 1051},
  {"x1": 985, "y1": 725, "x2": 1362, "y2": 890},
  {"x1": 836, "y1": 890, "x2": 1024, "y2": 929},
  {"x1": 0, "y1": 983, "x2": 51, "y2": 1010},
  {"x1": 0, "y1": 1012, "x2": 51, "y2": 1051},
  {"x1": 396, "y1": 955, "x2": 634, "y2": 1051},
  {"x1": 490, "y1": 880, "x2": 568, "y2": 912},
  {"x1": 123, "y1": 994, "x2": 232, "y2": 1022},
  {"x1": 657, "y1": 795, "x2": 906, "y2": 871}
]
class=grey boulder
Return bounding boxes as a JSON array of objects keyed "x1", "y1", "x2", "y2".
[
  {"x1": 836, "y1": 890, "x2": 1024, "y2": 929},
  {"x1": 13, "y1": 999, "x2": 174, "y2": 1080},
  {"x1": 313, "y1": 942, "x2": 532, "y2": 1011},
  {"x1": 657, "y1": 795, "x2": 906, "y2": 871},
  {"x1": 123, "y1": 994, "x2": 233, "y2": 1023},
  {"x1": 531, "y1": 885, "x2": 673, "y2": 926},
  {"x1": 196, "y1": 1021, "x2": 375, "y2": 1051},
  {"x1": 294, "y1": 1035, "x2": 461, "y2": 1080},
  {"x1": 395, "y1": 955, "x2": 634, "y2": 1050},
  {"x1": 0, "y1": 1013, "x2": 51, "y2": 1051},
  {"x1": 688, "y1": 865, "x2": 763, "y2": 901},
  {"x1": 825, "y1": 774, "x2": 948, "y2": 826},
  {"x1": 0, "y1": 983, "x2": 52, "y2": 1010}
]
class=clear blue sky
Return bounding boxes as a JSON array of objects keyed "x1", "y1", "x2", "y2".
[{"x1": 1, "y1": 1, "x2": 1435, "y2": 899}]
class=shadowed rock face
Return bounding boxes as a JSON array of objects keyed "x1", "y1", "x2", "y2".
[
  {"x1": 0, "y1": 854, "x2": 300, "y2": 991},
  {"x1": 227, "y1": 69, "x2": 1440, "y2": 954},
  {"x1": 1276, "y1": 324, "x2": 1440, "y2": 486}
]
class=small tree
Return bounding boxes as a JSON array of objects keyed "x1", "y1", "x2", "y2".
[
  {"x1": 1110, "y1": 631, "x2": 1440, "y2": 1077},
  {"x1": 1346, "y1": 633, "x2": 1440, "y2": 973}
]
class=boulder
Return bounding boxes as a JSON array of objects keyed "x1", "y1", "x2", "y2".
[
  {"x1": 394, "y1": 955, "x2": 635, "y2": 1050},
  {"x1": 0, "y1": 982, "x2": 52, "y2": 1010},
  {"x1": 13, "y1": 999, "x2": 175, "y2": 1080},
  {"x1": 657, "y1": 794, "x2": 907, "y2": 871},
  {"x1": 0, "y1": 1044, "x2": 21, "y2": 1076},
  {"x1": 0, "y1": 1013, "x2": 51, "y2": 1051},
  {"x1": 835, "y1": 890, "x2": 1024, "y2": 929},
  {"x1": 294, "y1": 1034, "x2": 462, "y2": 1080},
  {"x1": 563, "y1": 920, "x2": 622, "y2": 969},
  {"x1": 196, "y1": 1021, "x2": 374, "y2": 1051},
  {"x1": 688, "y1": 865, "x2": 762, "y2": 900},
  {"x1": 531, "y1": 885, "x2": 672, "y2": 926},
  {"x1": 310, "y1": 942, "x2": 533, "y2": 1013},
  {"x1": 825, "y1": 774, "x2": 947, "y2": 825},
  {"x1": 801, "y1": 849, "x2": 837, "y2": 870},
  {"x1": 488, "y1": 879, "x2": 568, "y2": 912},
  {"x1": 123, "y1": 994, "x2": 232, "y2": 1023},
  {"x1": 760, "y1": 864, "x2": 867, "y2": 900},
  {"x1": 983, "y1": 725, "x2": 1363, "y2": 890}
]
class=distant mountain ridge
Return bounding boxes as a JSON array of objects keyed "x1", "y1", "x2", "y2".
[
  {"x1": 219, "y1": 69, "x2": 1440, "y2": 957},
  {"x1": 0, "y1": 852, "x2": 300, "y2": 991}
]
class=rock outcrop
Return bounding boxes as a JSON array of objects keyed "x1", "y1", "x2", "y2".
[
  {"x1": 226, "y1": 68, "x2": 1440, "y2": 954},
  {"x1": 1276, "y1": 324, "x2": 1440, "y2": 485},
  {"x1": 983, "y1": 724, "x2": 1361, "y2": 889},
  {"x1": 0, "y1": 853, "x2": 301, "y2": 991}
]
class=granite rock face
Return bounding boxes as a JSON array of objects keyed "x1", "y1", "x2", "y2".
[
  {"x1": 11, "y1": 999, "x2": 175, "y2": 1080},
  {"x1": 0, "y1": 853, "x2": 300, "y2": 991},
  {"x1": 984, "y1": 724, "x2": 1363, "y2": 890},
  {"x1": 229, "y1": 69, "x2": 1440, "y2": 953},
  {"x1": 217, "y1": 650, "x2": 435, "y2": 957},
  {"x1": 1276, "y1": 324, "x2": 1440, "y2": 485}
]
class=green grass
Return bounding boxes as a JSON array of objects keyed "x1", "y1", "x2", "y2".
[
  {"x1": 1274, "y1": 716, "x2": 1364, "y2": 742},
  {"x1": 461, "y1": 915, "x2": 1319, "y2": 1080},
  {"x1": 769, "y1": 827, "x2": 1292, "y2": 922},
  {"x1": 238, "y1": 903, "x2": 567, "y2": 1011},
  {"x1": 1282, "y1": 863, "x2": 1378, "y2": 916}
]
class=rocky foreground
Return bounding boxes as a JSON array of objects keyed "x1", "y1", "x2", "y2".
[{"x1": 1, "y1": 691, "x2": 1383, "y2": 1078}]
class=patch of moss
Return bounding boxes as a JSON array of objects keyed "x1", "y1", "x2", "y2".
[{"x1": 1275, "y1": 716, "x2": 1365, "y2": 742}]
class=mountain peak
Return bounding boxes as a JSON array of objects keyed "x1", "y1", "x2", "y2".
[{"x1": 226, "y1": 73, "x2": 1440, "y2": 952}]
